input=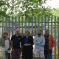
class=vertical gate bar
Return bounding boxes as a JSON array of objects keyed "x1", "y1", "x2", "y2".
[
  {"x1": 9, "y1": 17, "x2": 10, "y2": 38},
  {"x1": 54, "y1": 16, "x2": 56, "y2": 59},
  {"x1": 22, "y1": 16, "x2": 23, "y2": 33},
  {"x1": 51, "y1": 16, "x2": 53, "y2": 58},
  {"x1": 51, "y1": 17, "x2": 52, "y2": 35},
  {"x1": 48, "y1": 17, "x2": 49, "y2": 31},
  {"x1": 2, "y1": 16, "x2": 3, "y2": 35},
  {"x1": 38, "y1": 17, "x2": 39, "y2": 30},
  {"x1": 39, "y1": 17, "x2": 40, "y2": 29},
  {"x1": 28, "y1": 17, "x2": 30, "y2": 30},
  {"x1": 35, "y1": 17, "x2": 36, "y2": 35},
  {"x1": 44, "y1": 16, "x2": 46, "y2": 34},
  {"x1": 15, "y1": 16, "x2": 17, "y2": 30},
  {"x1": 52, "y1": 17, "x2": 54, "y2": 59},
  {"x1": 5, "y1": 17, "x2": 7, "y2": 31},
  {"x1": 18, "y1": 17, "x2": 20, "y2": 48},
  {"x1": 17, "y1": 17, "x2": 19, "y2": 30},
  {"x1": 45, "y1": 16, "x2": 46, "y2": 30},
  {"x1": 12, "y1": 16, "x2": 13, "y2": 35},
  {"x1": 32, "y1": 17, "x2": 33, "y2": 35},
  {"x1": 58, "y1": 17, "x2": 59, "y2": 59},
  {"x1": 19, "y1": 17, "x2": 20, "y2": 32},
  {"x1": 41, "y1": 17, "x2": 43, "y2": 35},
  {"x1": 25, "y1": 16, "x2": 26, "y2": 30}
]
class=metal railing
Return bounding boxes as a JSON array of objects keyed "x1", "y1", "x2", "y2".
[{"x1": 0, "y1": 16, "x2": 59, "y2": 59}]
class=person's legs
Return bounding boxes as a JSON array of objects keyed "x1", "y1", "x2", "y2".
[
  {"x1": 36, "y1": 57, "x2": 39, "y2": 59},
  {"x1": 2, "y1": 51, "x2": 6, "y2": 59},
  {"x1": 44, "y1": 50, "x2": 48, "y2": 59},
  {"x1": 48, "y1": 49, "x2": 52, "y2": 59},
  {"x1": 16, "y1": 49, "x2": 20, "y2": 59},
  {"x1": 12, "y1": 49, "x2": 17, "y2": 59},
  {"x1": 40, "y1": 58, "x2": 43, "y2": 59},
  {"x1": 7, "y1": 53, "x2": 10, "y2": 59},
  {"x1": 39, "y1": 50, "x2": 44, "y2": 59},
  {"x1": 5, "y1": 51, "x2": 8, "y2": 59},
  {"x1": 22, "y1": 57, "x2": 28, "y2": 59},
  {"x1": 22, "y1": 57, "x2": 29, "y2": 59},
  {"x1": 35, "y1": 50, "x2": 40, "y2": 59},
  {"x1": 6, "y1": 51, "x2": 10, "y2": 59},
  {"x1": 24, "y1": 58, "x2": 28, "y2": 59},
  {"x1": 28, "y1": 49, "x2": 33, "y2": 59}
]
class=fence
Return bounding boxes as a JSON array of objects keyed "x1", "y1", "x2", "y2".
[{"x1": 0, "y1": 16, "x2": 59, "y2": 59}]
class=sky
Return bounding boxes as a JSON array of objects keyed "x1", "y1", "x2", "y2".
[{"x1": 44, "y1": 0, "x2": 59, "y2": 9}]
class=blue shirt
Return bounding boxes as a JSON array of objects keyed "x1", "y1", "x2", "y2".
[
  {"x1": 34, "y1": 35, "x2": 45, "y2": 51},
  {"x1": 25, "y1": 37, "x2": 28, "y2": 43}
]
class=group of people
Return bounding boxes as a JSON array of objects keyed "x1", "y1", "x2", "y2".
[
  {"x1": 34, "y1": 30, "x2": 55, "y2": 59},
  {"x1": 0, "y1": 29, "x2": 55, "y2": 59}
]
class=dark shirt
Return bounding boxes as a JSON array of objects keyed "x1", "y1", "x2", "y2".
[
  {"x1": 11, "y1": 35, "x2": 22, "y2": 49},
  {"x1": 25, "y1": 37, "x2": 28, "y2": 43},
  {"x1": 44, "y1": 35, "x2": 49, "y2": 50}
]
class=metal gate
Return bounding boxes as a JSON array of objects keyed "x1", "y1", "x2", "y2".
[{"x1": 0, "y1": 16, "x2": 59, "y2": 59}]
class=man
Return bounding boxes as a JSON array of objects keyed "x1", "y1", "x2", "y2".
[
  {"x1": 11, "y1": 29, "x2": 22, "y2": 59},
  {"x1": 44, "y1": 29, "x2": 55, "y2": 59},
  {"x1": 34, "y1": 30, "x2": 45, "y2": 59}
]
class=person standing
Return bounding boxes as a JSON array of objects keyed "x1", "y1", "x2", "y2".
[
  {"x1": 22, "y1": 29, "x2": 33, "y2": 59},
  {"x1": 0, "y1": 31, "x2": 11, "y2": 59},
  {"x1": 34, "y1": 30, "x2": 45, "y2": 59},
  {"x1": 11, "y1": 29, "x2": 22, "y2": 59},
  {"x1": 44, "y1": 29, "x2": 55, "y2": 59}
]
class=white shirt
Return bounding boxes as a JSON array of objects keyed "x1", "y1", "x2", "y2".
[{"x1": 2, "y1": 40, "x2": 9, "y2": 51}]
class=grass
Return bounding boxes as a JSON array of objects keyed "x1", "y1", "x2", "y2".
[{"x1": 0, "y1": 52, "x2": 2, "y2": 57}]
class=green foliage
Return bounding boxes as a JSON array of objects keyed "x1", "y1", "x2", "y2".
[
  {"x1": 0, "y1": 1, "x2": 10, "y2": 19},
  {"x1": 0, "y1": 0, "x2": 54, "y2": 21},
  {"x1": 16, "y1": 0, "x2": 53, "y2": 17},
  {"x1": 53, "y1": 8, "x2": 59, "y2": 17},
  {"x1": 0, "y1": 1, "x2": 6, "y2": 6}
]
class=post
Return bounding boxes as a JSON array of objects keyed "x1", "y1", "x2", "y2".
[{"x1": 58, "y1": 17, "x2": 59, "y2": 59}]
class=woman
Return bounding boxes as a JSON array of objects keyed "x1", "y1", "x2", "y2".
[
  {"x1": 0, "y1": 31, "x2": 11, "y2": 59},
  {"x1": 22, "y1": 29, "x2": 33, "y2": 59}
]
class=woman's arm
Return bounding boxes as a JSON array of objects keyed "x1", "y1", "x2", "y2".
[
  {"x1": 9, "y1": 38, "x2": 11, "y2": 48},
  {"x1": 31, "y1": 36, "x2": 33, "y2": 46},
  {"x1": 0, "y1": 37, "x2": 2, "y2": 46}
]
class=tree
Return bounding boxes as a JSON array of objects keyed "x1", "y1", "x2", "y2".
[
  {"x1": 0, "y1": 0, "x2": 54, "y2": 22},
  {"x1": 53, "y1": 8, "x2": 59, "y2": 17},
  {"x1": 16, "y1": 0, "x2": 53, "y2": 17},
  {"x1": 0, "y1": 1, "x2": 9, "y2": 16},
  {"x1": 0, "y1": 0, "x2": 53, "y2": 16},
  {"x1": 0, "y1": 1, "x2": 10, "y2": 22}
]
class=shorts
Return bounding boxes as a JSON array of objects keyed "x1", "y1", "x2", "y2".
[{"x1": 35, "y1": 50, "x2": 44, "y2": 58}]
